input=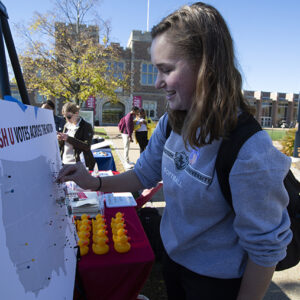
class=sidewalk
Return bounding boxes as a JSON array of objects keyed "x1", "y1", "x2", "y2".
[{"x1": 102, "y1": 126, "x2": 300, "y2": 300}]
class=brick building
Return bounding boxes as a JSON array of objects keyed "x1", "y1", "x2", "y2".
[
  {"x1": 243, "y1": 90, "x2": 299, "y2": 128},
  {"x1": 93, "y1": 30, "x2": 166, "y2": 125}
]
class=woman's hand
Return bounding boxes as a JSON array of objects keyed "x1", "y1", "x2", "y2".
[
  {"x1": 57, "y1": 132, "x2": 68, "y2": 141},
  {"x1": 56, "y1": 162, "x2": 99, "y2": 190}
]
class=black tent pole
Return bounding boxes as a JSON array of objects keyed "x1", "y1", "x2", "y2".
[
  {"x1": 0, "y1": 1, "x2": 30, "y2": 105},
  {"x1": 0, "y1": 2, "x2": 10, "y2": 99}
]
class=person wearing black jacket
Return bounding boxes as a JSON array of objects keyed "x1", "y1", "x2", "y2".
[
  {"x1": 58, "y1": 102, "x2": 95, "y2": 171},
  {"x1": 41, "y1": 100, "x2": 65, "y2": 132}
]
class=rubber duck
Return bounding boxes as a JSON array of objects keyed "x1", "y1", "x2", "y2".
[
  {"x1": 93, "y1": 223, "x2": 107, "y2": 232},
  {"x1": 115, "y1": 215, "x2": 124, "y2": 223},
  {"x1": 78, "y1": 231, "x2": 90, "y2": 242},
  {"x1": 79, "y1": 224, "x2": 91, "y2": 232},
  {"x1": 81, "y1": 219, "x2": 92, "y2": 226},
  {"x1": 81, "y1": 214, "x2": 89, "y2": 220},
  {"x1": 114, "y1": 235, "x2": 131, "y2": 253},
  {"x1": 111, "y1": 216, "x2": 124, "y2": 229},
  {"x1": 113, "y1": 228, "x2": 128, "y2": 243},
  {"x1": 112, "y1": 222, "x2": 126, "y2": 236},
  {"x1": 95, "y1": 214, "x2": 105, "y2": 222},
  {"x1": 77, "y1": 239, "x2": 89, "y2": 256},
  {"x1": 92, "y1": 238, "x2": 109, "y2": 255},
  {"x1": 78, "y1": 219, "x2": 92, "y2": 230},
  {"x1": 96, "y1": 217, "x2": 106, "y2": 224},
  {"x1": 93, "y1": 229, "x2": 108, "y2": 243},
  {"x1": 115, "y1": 212, "x2": 124, "y2": 219},
  {"x1": 94, "y1": 219, "x2": 106, "y2": 228}
]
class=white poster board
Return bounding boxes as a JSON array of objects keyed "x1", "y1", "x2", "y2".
[{"x1": 0, "y1": 100, "x2": 77, "y2": 299}]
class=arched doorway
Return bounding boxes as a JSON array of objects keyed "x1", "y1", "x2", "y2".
[{"x1": 102, "y1": 101, "x2": 125, "y2": 125}]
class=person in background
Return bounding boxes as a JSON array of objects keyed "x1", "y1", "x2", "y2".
[
  {"x1": 134, "y1": 108, "x2": 149, "y2": 153},
  {"x1": 120, "y1": 106, "x2": 139, "y2": 169},
  {"x1": 57, "y1": 3, "x2": 292, "y2": 299},
  {"x1": 57, "y1": 102, "x2": 95, "y2": 171},
  {"x1": 41, "y1": 100, "x2": 65, "y2": 132}
]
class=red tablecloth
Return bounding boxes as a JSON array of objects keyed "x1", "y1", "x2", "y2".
[{"x1": 74, "y1": 205, "x2": 155, "y2": 300}]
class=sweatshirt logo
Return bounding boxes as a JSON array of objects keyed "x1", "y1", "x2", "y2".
[
  {"x1": 163, "y1": 146, "x2": 212, "y2": 186},
  {"x1": 174, "y1": 151, "x2": 189, "y2": 170}
]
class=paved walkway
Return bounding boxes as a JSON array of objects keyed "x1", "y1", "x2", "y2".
[{"x1": 101, "y1": 126, "x2": 300, "y2": 300}]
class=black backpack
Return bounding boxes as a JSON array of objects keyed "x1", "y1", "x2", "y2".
[{"x1": 166, "y1": 112, "x2": 300, "y2": 271}]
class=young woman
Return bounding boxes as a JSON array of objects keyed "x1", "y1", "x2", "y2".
[
  {"x1": 57, "y1": 102, "x2": 95, "y2": 171},
  {"x1": 119, "y1": 106, "x2": 140, "y2": 169},
  {"x1": 57, "y1": 3, "x2": 291, "y2": 299},
  {"x1": 134, "y1": 108, "x2": 149, "y2": 153}
]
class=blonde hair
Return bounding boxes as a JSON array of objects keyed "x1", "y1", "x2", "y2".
[
  {"x1": 151, "y1": 2, "x2": 251, "y2": 148},
  {"x1": 62, "y1": 102, "x2": 80, "y2": 115}
]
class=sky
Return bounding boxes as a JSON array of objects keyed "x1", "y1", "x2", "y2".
[{"x1": 3, "y1": 0, "x2": 300, "y2": 94}]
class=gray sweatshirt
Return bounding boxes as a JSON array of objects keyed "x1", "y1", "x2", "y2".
[{"x1": 134, "y1": 113, "x2": 292, "y2": 279}]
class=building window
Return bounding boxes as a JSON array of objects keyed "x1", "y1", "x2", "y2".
[
  {"x1": 277, "y1": 102, "x2": 288, "y2": 122},
  {"x1": 107, "y1": 61, "x2": 125, "y2": 80},
  {"x1": 141, "y1": 63, "x2": 157, "y2": 86},
  {"x1": 261, "y1": 102, "x2": 272, "y2": 127},
  {"x1": 143, "y1": 101, "x2": 157, "y2": 119}
]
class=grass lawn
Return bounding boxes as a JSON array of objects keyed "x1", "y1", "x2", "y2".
[
  {"x1": 93, "y1": 126, "x2": 107, "y2": 136},
  {"x1": 264, "y1": 128, "x2": 287, "y2": 141}
]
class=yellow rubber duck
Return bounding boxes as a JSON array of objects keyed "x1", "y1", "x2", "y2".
[
  {"x1": 112, "y1": 228, "x2": 128, "y2": 243},
  {"x1": 77, "y1": 215, "x2": 91, "y2": 230},
  {"x1": 111, "y1": 216, "x2": 124, "y2": 229},
  {"x1": 81, "y1": 214, "x2": 89, "y2": 220},
  {"x1": 93, "y1": 234, "x2": 108, "y2": 244},
  {"x1": 115, "y1": 216, "x2": 124, "y2": 223},
  {"x1": 81, "y1": 219, "x2": 92, "y2": 226},
  {"x1": 112, "y1": 222, "x2": 126, "y2": 236},
  {"x1": 93, "y1": 223, "x2": 107, "y2": 232},
  {"x1": 78, "y1": 239, "x2": 89, "y2": 256},
  {"x1": 115, "y1": 212, "x2": 124, "y2": 219},
  {"x1": 78, "y1": 232, "x2": 90, "y2": 245},
  {"x1": 95, "y1": 214, "x2": 105, "y2": 222},
  {"x1": 114, "y1": 235, "x2": 131, "y2": 253},
  {"x1": 94, "y1": 217, "x2": 106, "y2": 225},
  {"x1": 93, "y1": 229, "x2": 108, "y2": 243},
  {"x1": 79, "y1": 224, "x2": 91, "y2": 232},
  {"x1": 92, "y1": 238, "x2": 109, "y2": 255},
  {"x1": 78, "y1": 230, "x2": 90, "y2": 239}
]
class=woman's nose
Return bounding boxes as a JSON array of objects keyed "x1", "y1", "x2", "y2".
[{"x1": 155, "y1": 75, "x2": 166, "y2": 89}]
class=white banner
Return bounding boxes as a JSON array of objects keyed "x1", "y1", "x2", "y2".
[{"x1": 0, "y1": 100, "x2": 76, "y2": 299}]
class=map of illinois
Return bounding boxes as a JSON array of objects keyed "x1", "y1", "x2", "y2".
[{"x1": 0, "y1": 156, "x2": 75, "y2": 296}]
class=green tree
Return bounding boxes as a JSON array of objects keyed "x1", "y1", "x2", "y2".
[
  {"x1": 280, "y1": 128, "x2": 296, "y2": 156},
  {"x1": 17, "y1": 0, "x2": 128, "y2": 106}
]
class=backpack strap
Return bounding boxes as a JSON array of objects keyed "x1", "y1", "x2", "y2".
[
  {"x1": 166, "y1": 120, "x2": 172, "y2": 139},
  {"x1": 165, "y1": 112, "x2": 262, "y2": 208},
  {"x1": 216, "y1": 112, "x2": 262, "y2": 207}
]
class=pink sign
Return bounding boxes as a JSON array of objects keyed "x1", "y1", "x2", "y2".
[
  {"x1": 133, "y1": 96, "x2": 142, "y2": 108},
  {"x1": 86, "y1": 96, "x2": 96, "y2": 109}
]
